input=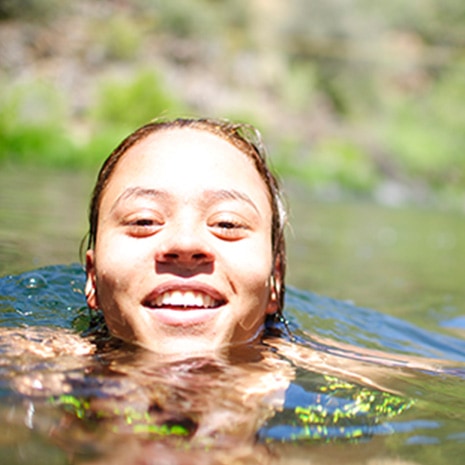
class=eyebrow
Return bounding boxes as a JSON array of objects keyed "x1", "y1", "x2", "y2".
[
  {"x1": 111, "y1": 187, "x2": 261, "y2": 215},
  {"x1": 203, "y1": 189, "x2": 260, "y2": 215},
  {"x1": 110, "y1": 187, "x2": 170, "y2": 212}
]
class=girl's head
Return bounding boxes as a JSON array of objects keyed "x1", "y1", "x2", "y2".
[{"x1": 85, "y1": 118, "x2": 286, "y2": 355}]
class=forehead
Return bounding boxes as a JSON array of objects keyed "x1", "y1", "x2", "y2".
[{"x1": 101, "y1": 128, "x2": 271, "y2": 210}]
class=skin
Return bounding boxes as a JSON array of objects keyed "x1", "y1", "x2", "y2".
[{"x1": 85, "y1": 128, "x2": 280, "y2": 356}]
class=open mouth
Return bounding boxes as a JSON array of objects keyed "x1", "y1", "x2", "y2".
[{"x1": 144, "y1": 290, "x2": 225, "y2": 310}]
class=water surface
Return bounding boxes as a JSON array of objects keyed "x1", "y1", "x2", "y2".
[{"x1": 1, "y1": 168, "x2": 465, "y2": 464}]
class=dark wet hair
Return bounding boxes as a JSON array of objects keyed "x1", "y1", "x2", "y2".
[{"x1": 86, "y1": 118, "x2": 287, "y2": 311}]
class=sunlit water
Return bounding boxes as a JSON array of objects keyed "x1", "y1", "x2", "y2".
[{"x1": 1, "y1": 169, "x2": 465, "y2": 464}]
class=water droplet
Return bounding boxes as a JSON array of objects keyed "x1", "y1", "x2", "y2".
[{"x1": 20, "y1": 275, "x2": 47, "y2": 290}]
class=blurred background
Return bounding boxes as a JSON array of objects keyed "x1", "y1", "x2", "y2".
[
  {"x1": 0, "y1": 0, "x2": 464, "y2": 328},
  {"x1": 1, "y1": 0, "x2": 464, "y2": 204}
]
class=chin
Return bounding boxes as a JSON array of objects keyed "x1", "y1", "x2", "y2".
[{"x1": 135, "y1": 334, "x2": 227, "y2": 360}]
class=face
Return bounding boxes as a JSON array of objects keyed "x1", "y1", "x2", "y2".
[{"x1": 85, "y1": 128, "x2": 279, "y2": 356}]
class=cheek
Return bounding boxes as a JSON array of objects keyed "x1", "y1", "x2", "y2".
[
  {"x1": 227, "y1": 242, "x2": 273, "y2": 294},
  {"x1": 94, "y1": 240, "x2": 149, "y2": 297},
  {"x1": 96, "y1": 234, "x2": 151, "y2": 269}
]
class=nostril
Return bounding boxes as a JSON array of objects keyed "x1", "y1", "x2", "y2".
[
  {"x1": 163, "y1": 253, "x2": 179, "y2": 261},
  {"x1": 193, "y1": 253, "x2": 207, "y2": 260},
  {"x1": 159, "y1": 251, "x2": 210, "y2": 263}
]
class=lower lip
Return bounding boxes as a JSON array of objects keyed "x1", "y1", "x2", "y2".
[{"x1": 147, "y1": 307, "x2": 220, "y2": 327}]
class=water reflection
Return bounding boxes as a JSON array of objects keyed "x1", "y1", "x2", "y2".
[
  {"x1": 1, "y1": 265, "x2": 465, "y2": 464},
  {"x1": 0, "y1": 167, "x2": 93, "y2": 275},
  {"x1": 286, "y1": 186, "x2": 465, "y2": 335}
]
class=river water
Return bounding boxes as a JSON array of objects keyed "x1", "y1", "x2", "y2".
[{"x1": 1, "y1": 167, "x2": 464, "y2": 464}]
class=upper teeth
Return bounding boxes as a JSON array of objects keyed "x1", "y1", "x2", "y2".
[{"x1": 151, "y1": 291, "x2": 217, "y2": 308}]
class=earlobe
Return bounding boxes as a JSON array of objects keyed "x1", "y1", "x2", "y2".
[
  {"x1": 266, "y1": 293, "x2": 279, "y2": 315},
  {"x1": 85, "y1": 250, "x2": 99, "y2": 310},
  {"x1": 265, "y1": 282, "x2": 280, "y2": 315},
  {"x1": 265, "y1": 260, "x2": 282, "y2": 315}
]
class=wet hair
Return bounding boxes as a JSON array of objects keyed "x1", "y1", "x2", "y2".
[{"x1": 86, "y1": 118, "x2": 287, "y2": 311}]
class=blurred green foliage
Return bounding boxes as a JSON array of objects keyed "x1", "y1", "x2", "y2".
[
  {"x1": 139, "y1": 0, "x2": 251, "y2": 39},
  {"x1": 0, "y1": 0, "x2": 464, "y2": 206},
  {"x1": 90, "y1": 14, "x2": 145, "y2": 61},
  {"x1": 0, "y1": 70, "x2": 187, "y2": 169},
  {"x1": 384, "y1": 59, "x2": 465, "y2": 188},
  {"x1": 304, "y1": 139, "x2": 379, "y2": 193},
  {"x1": 0, "y1": 79, "x2": 77, "y2": 166},
  {"x1": 90, "y1": 70, "x2": 185, "y2": 129},
  {"x1": 0, "y1": 0, "x2": 69, "y2": 20}
]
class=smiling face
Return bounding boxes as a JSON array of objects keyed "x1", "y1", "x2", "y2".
[{"x1": 85, "y1": 128, "x2": 279, "y2": 356}]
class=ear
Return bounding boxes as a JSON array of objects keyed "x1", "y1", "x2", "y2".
[
  {"x1": 265, "y1": 255, "x2": 282, "y2": 315},
  {"x1": 85, "y1": 249, "x2": 99, "y2": 310}
]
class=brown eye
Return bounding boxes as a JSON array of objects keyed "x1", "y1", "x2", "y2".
[
  {"x1": 133, "y1": 219, "x2": 155, "y2": 227},
  {"x1": 217, "y1": 221, "x2": 239, "y2": 230},
  {"x1": 209, "y1": 217, "x2": 249, "y2": 240},
  {"x1": 125, "y1": 216, "x2": 164, "y2": 237}
]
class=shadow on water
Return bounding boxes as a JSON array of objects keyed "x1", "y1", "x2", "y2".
[{"x1": 1, "y1": 169, "x2": 465, "y2": 464}]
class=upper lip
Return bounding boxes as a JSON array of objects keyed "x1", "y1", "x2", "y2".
[{"x1": 142, "y1": 281, "x2": 227, "y2": 309}]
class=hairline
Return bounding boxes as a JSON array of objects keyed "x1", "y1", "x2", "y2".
[
  {"x1": 86, "y1": 118, "x2": 287, "y2": 310},
  {"x1": 89, "y1": 121, "x2": 274, "y2": 247}
]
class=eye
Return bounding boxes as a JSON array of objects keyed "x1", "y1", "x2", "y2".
[
  {"x1": 124, "y1": 215, "x2": 164, "y2": 237},
  {"x1": 132, "y1": 218, "x2": 156, "y2": 227},
  {"x1": 209, "y1": 216, "x2": 249, "y2": 240},
  {"x1": 217, "y1": 220, "x2": 240, "y2": 230}
]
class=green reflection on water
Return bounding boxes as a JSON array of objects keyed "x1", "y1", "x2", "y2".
[
  {"x1": 286, "y1": 185, "x2": 465, "y2": 336},
  {"x1": 0, "y1": 166, "x2": 94, "y2": 275}
]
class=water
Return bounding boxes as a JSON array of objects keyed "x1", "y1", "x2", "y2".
[
  {"x1": 0, "y1": 166, "x2": 93, "y2": 275},
  {"x1": 1, "y1": 169, "x2": 465, "y2": 464}
]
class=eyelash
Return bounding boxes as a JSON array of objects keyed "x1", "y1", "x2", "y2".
[
  {"x1": 132, "y1": 219, "x2": 156, "y2": 227},
  {"x1": 216, "y1": 220, "x2": 242, "y2": 229},
  {"x1": 210, "y1": 218, "x2": 249, "y2": 240},
  {"x1": 124, "y1": 216, "x2": 164, "y2": 237},
  {"x1": 122, "y1": 215, "x2": 249, "y2": 239}
]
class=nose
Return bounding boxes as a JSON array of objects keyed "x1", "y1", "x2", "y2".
[{"x1": 155, "y1": 223, "x2": 214, "y2": 269}]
